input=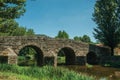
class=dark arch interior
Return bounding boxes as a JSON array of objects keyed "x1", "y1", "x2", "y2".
[
  {"x1": 57, "y1": 47, "x2": 75, "y2": 65},
  {"x1": 18, "y1": 45, "x2": 43, "y2": 66},
  {"x1": 87, "y1": 52, "x2": 99, "y2": 65}
]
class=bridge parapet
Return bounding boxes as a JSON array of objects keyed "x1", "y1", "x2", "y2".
[{"x1": 89, "y1": 44, "x2": 111, "y2": 57}]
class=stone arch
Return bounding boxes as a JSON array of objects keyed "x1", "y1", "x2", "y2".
[
  {"x1": 87, "y1": 51, "x2": 99, "y2": 65},
  {"x1": 57, "y1": 47, "x2": 75, "y2": 65},
  {"x1": 18, "y1": 44, "x2": 44, "y2": 66}
]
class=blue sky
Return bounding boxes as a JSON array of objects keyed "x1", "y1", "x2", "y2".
[{"x1": 16, "y1": 0, "x2": 97, "y2": 42}]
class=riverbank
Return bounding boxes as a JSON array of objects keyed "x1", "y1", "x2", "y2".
[
  {"x1": 0, "y1": 64, "x2": 94, "y2": 80},
  {"x1": 62, "y1": 65, "x2": 120, "y2": 80}
]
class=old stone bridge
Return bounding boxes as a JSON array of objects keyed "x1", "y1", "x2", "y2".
[{"x1": 0, "y1": 36, "x2": 110, "y2": 66}]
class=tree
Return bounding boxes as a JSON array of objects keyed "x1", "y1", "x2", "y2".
[
  {"x1": 0, "y1": 0, "x2": 26, "y2": 19},
  {"x1": 62, "y1": 30, "x2": 69, "y2": 39},
  {"x1": 74, "y1": 36, "x2": 80, "y2": 41},
  {"x1": 55, "y1": 30, "x2": 69, "y2": 39},
  {"x1": 81, "y1": 35, "x2": 91, "y2": 43},
  {"x1": 0, "y1": 0, "x2": 28, "y2": 36},
  {"x1": 26, "y1": 29, "x2": 35, "y2": 36},
  {"x1": 12, "y1": 26, "x2": 26, "y2": 36},
  {"x1": 0, "y1": 19, "x2": 19, "y2": 36},
  {"x1": 55, "y1": 31, "x2": 61, "y2": 38},
  {"x1": 93, "y1": 0, "x2": 120, "y2": 55},
  {"x1": 0, "y1": 19, "x2": 35, "y2": 36},
  {"x1": 74, "y1": 35, "x2": 91, "y2": 43}
]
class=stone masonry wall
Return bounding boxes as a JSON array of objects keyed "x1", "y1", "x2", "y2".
[{"x1": 0, "y1": 36, "x2": 110, "y2": 65}]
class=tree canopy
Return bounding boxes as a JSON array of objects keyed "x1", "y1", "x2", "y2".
[
  {"x1": 0, "y1": 0, "x2": 35, "y2": 36},
  {"x1": 0, "y1": 0, "x2": 26, "y2": 19},
  {"x1": 93, "y1": 0, "x2": 120, "y2": 55},
  {"x1": 0, "y1": 19, "x2": 34, "y2": 36},
  {"x1": 74, "y1": 35, "x2": 91, "y2": 43},
  {"x1": 55, "y1": 30, "x2": 69, "y2": 39}
]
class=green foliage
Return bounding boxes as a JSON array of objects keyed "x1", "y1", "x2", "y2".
[
  {"x1": 81, "y1": 35, "x2": 91, "y2": 43},
  {"x1": 0, "y1": 64, "x2": 95, "y2": 80},
  {"x1": 0, "y1": 0, "x2": 35, "y2": 37},
  {"x1": 0, "y1": 32, "x2": 9, "y2": 36},
  {"x1": 74, "y1": 35, "x2": 91, "y2": 43},
  {"x1": 0, "y1": 19, "x2": 18, "y2": 36},
  {"x1": 18, "y1": 47, "x2": 37, "y2": 66},
  {"x1": 74, "y1": 36, "x2": 81, "y2": 41},
  {"x1": 57, "y1": 56, "x2": 65, "y2": 64},
  {"x1": 57, "y1": 50, "x2": 66, "y2": 64},
  {"x1": 56, "y1": 30, "x2": 69, "y2": 39},
  {"x1": 0, "y1": 19, "x2": 35, "y2": 36},
  {"x1": 26, "y1": 29, "x2": 35, "y2": 36},
  {"x1": 19, "y1": 47, "x2": 37, "y2": 56},
  {"x1": 93, "y1": 0, "x2": 120, "y2": 55},
  {"x1": 0, "y1": 0, "x2": 26, "y2": 19},
  {"x1": 12, "y1": 26, "x2": 26, "y2": 36},
  {"x1": 12, "y1": 27, "x2": 35, "y2": 36}
]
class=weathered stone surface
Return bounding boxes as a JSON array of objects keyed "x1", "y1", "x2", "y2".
[
  {"x1": 0, "y1": 36, "x2": 110, "y2": 65},
  {"x1": 0, "y1": 48, "x2": 17, "y2": 64}
]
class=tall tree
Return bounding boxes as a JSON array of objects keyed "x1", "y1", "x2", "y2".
[
  {"x1": 55, "y1": 30, "x2": 69, "y2": 39},
  {"x1": 0, "y1": 0, "x2": 26, "y2": 19},
  {"x1": 81, "y1": 35, "x2": 91, "y2": 43},
  {"x1": 93, "y1": 0, "x2": 120, "y2": 55},
  {"x1": 55, "y1": 31, "x2": 62, "y2": 38},
  {"x1": 0, "y1": 0, "x2": 27, "y2": 36},
  {"x1": 62, "y1": 30, "x2": 69, "y2": 39},
  {"x1": 0, "y1": 0, "x2": 35, "y2": 36}
]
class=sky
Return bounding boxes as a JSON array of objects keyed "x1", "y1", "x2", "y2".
[{"x1": 16, "y1": 0, "x2": 97, "y2": 42}]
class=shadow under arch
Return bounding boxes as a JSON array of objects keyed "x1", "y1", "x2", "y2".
[
  {"x1": 87, "y1": 51, "x2": 99, "y2": 65},
  {"x1": 57, "y1": 47, "x2": 75, "y2": 65},
  {"x1": 18, "y1": 45, "x2": 43, "y2": 66}
]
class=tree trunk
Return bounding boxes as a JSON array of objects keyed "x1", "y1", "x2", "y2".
[{"x1": 111, "y1": 47, "x2": 114, "y2": 56}]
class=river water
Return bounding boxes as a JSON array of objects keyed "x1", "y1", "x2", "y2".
[{"x1": 60, "y1": 65, "x2": 120, "y2": 80}]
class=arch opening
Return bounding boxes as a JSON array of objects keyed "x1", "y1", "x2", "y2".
[
  {"x1": 57, "y1": 47, "x2": 75, "y2": 65},
  {"x1": 18, "y1": 45, "x2": 43, "y2": 66},
  {"x1": 87, "y1": 52, "x2": 99, "y2": 65}
]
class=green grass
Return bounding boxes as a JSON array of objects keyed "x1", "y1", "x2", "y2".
[
  {"x1": 57, "y1": 56, "x2": 65, "y2": 63},
  {"x1": 18, "y1": 56, "x2": 37, "y2": 66},
  {"x1": 86, "y1": 63, "x2": 93, "y2": 68},
  {"x1": 0, "y1": 72, "x2": 38, "y2": 80},
  {"x1": 0, "y1": 64, "x2": 95, "y2": 80}
]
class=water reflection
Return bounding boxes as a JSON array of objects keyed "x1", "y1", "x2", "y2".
[{"x1": 60, "y1": 65, "x2": 120, "y2": 80}]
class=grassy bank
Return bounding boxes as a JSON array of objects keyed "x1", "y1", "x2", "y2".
[
  {"x1": 0, "y1": 72, "x2": 38, "y2": 80},
  {"x1": 0, "y1": 64, "x2": 94, "y2": 80}
]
